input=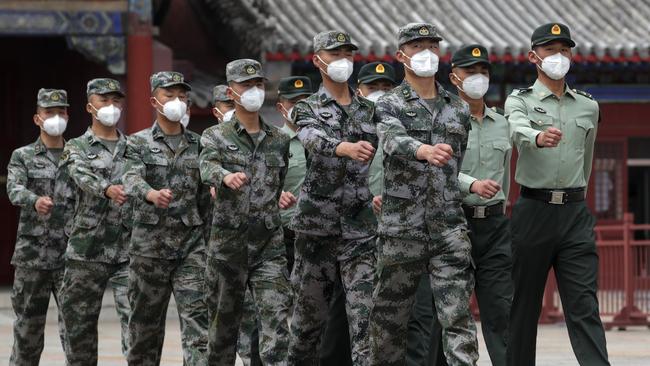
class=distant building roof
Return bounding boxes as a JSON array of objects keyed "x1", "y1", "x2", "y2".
[{"x1": 258, "y1": 0, "x2": 650, "y2": 62}]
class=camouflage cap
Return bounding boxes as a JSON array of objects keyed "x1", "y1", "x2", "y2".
[
  {"x1": 357, "y1": 62, "x2": 397, "y2": 85},
  {"x1": 37, "y1": 88, "x2": 69, "y2": 108},
  {"x1": 313, "y1": 30, "x2": 359, "y2": 52},
  {"x1": 212, "y1": 85, "x2": 231, "y2": 104},
  {"x1": 86, "y1": 78, "x2": 125, "y2": 97},
  {"x1": 226, "y1": 59, "x2": 266, "y2": 83},
  {"x1": 398, "y1": 22, "x2": 442, "y2": 47},
  {"x1": 531, "y1": 23, "x2": 576, "y2": 48},
  {"x1": 278, "y1": 76, "x2": 313, "y2": 99},
  {"x1": 150, "y1": 71, "x2": 192, "y2": 92},
  {"x1": 451, "y1": 44, "x2": 490, "y2": 68}
]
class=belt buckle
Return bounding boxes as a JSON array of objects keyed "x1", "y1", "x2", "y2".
[
  {"x1": 473, "y1": 206, "x2": 487, "y2": 218},
  {"x1": 549, "y1": 191, "x2": 566, "y2": 205}
]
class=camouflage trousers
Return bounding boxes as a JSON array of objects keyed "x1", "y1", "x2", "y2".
[
  {"x1": 237, "y1": 288, "x2": 262, "y2": 366},
  {"x1": 206, "y1": 244, "x2": 291, "y2": 366},
  {"x1": 59, "y1": 259, "x2": 130, "y2": 366},
  {"x1": 10, "y1": 266, "x2": 65, "y2": 366},
  {"x1": 127, "y1": 246, "x2": 209, "y2": 366},
  {"x1": 369, "y1": 228, "x2": 479, "y2": 366},
  {"x1": 288, "y1": 234, "x2": 376, "y2": 366}
]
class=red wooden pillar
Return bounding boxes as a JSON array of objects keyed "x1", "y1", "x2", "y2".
[{"x1": 126, "y1": 3, "x2": 153, "y2": 134}]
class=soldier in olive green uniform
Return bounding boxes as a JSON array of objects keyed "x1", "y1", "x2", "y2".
[
  {"x1": 58, "y1": 79, "x2": 132, "y2": 365},
  {"x1": 212, "y1": 84, "x2": 235, "y2": 123},
  {"x1": 369, "y1": 23, "x2": 479, "y2": 366},
  {"x1": 200, "y1": 59, "x2": 293, "y2": 365},
  {"x1": 361, "y1": 62, "x2": 448, "y2": 366},
  {"x1": 123, "y1": 72, "x2": 209, "y2": 366},
  {"x1": 288, "y1": 31, "x2": 377, "y2": 365},
  {"x1": 7, "y1": 88, "x2": 71, "y2": 366},
  {"x1": 505, "y1": 23, "x2": 609, "y2": 366},
  {"x1": 450, "y1": 45, "x2": 513, "y2": 366}
]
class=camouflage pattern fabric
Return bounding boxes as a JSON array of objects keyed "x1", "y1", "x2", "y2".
[
  {"x1": 150, "y1": 71, "x2": 191, "y2": 91},
  {"x1": 9, "y1": 267, "x2": 65, "y2": 366},
  {"x1": 7, "y1": 137, "x2": 70, "y2": 269},
  {"x1": 36, "y1": 88, "x2": 69, "y2": 108},
  {"x1": 86, "y1": 78, "x2": 125, "y2": 97},
  {"x1": 369, "y1": 80, "x2": 478, "y2": 365},
  {"x1": 312, "y1": 30, "x2": 358, "y2": 52},
  {"x1": 199, "y1": 115, "x2": 291, "y2": 365},
  {"x1": 59, "y1": 260, "x2": 130, "y2": 365},
  {"x1": 225, "y1": 59, "x2": 266, "y2": 83},
  {"x1": 122, "y1": 121, "x2": 209, "y2": 365},
  {"x1": 237, "y1": 289, "x2": 261, "y2": 366},
  {"x1": 397, "y1": 22, "x2": 442, "y2": 47}
]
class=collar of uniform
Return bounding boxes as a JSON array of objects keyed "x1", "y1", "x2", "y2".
[
  {"x1": 33, "y1": 137, "x2": 48, "y2": 155},
  {"x1": 532, "y1": 79, "x2": 577, "y2": 101},
  {"x1": 482, "y1": 104, "x2": 498, "y2": 122},
  {"x1": 400, "y1": 80, "x2": 451, "y2": 103},
  {"x1": 233, "y1": 114, "x2": 274, "y2": 136},
  {"x1": 316, "y1": 83, "x2": 370, "y2": 109},
  {"x1": 151, "y1": 121, "x2": 195, "y2": 142},
  {"x1": 85, "y1": 126, "x2": 125, "y2": 145}
]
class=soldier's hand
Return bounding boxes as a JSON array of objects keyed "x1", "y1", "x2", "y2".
[
  {"x1": 105, "y1": 185, "x2": 127, "y2": 206},
  {"x1": 279, "y1": 191, "x2": 297, "y2": 209},
  {"x1": 209, "y1": 186, "x2": 217, "y2": 199},
  {"x1": 146, "y1": 188, "x2": 173, "y2": 208},
  {"x1": 417, "y1": 144, "x2": 453, "y2": 167},
  {"x1": 34, "y1": 196, "x2": 54, "y2": 215},
  {"x1": 223, "y1": 172, "x2": 248, "y2": 190},
  {"x1": 536, "y1": 127, "x2": 562, "y2": 148},
  {"x1": 372, "y1": 195, "x2": 382, "y2": 215},
  {"x1": 336, "y1": 141, "x2": 375, "y2": 163},
  {"x1": 470, "y1": 179, "x2": 501, "y2": 199}
]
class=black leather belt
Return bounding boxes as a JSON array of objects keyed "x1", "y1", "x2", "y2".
[
  {"x1": 521, "y1": 186, "x2": 585, "y2": 205},
  {"x1": 462, "y1": 202, "x2": 504, "y2": 219}
]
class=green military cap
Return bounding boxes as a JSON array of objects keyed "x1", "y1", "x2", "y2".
[
  {"x1": 86, "y1": 78, "x2": 125, "y2": 97},
  {"x1": 37, "y1": 88, "x2": 69, "y2": 108},
  {"x1": 278, "y1": 76, "x2": 313, "y2": 99},
  {"x1": 531, "y1": 23, "x2": 576, "y2": 48},
  {"x1": 313, "y1": 30, "x2": 358, "y2": 52},
  {"x1": 398, "y1": 22, "x2": 442, "y2": 47},
  {"x1": 357, "y1": 62, "x2": 396, "y2": 85},
  {"x1": 226, "y1": 59, "x2": 266, "y2": 83},
  {"x1": 212, "y1": 85, "x2": 231, "y2": 104},
  {"x1": 150, "y1": 71, "x2": 192, "y2": 92},
  {"x1": 451, "y1": 44, "x2": 490, "y2": 68}
]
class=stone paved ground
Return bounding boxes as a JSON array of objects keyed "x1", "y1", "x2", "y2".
[{"x1": 1, "y1": 290, "x2": 649, "y2": 365}]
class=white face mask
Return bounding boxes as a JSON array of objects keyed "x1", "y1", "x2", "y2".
[
  {"x1": 180, "y1": 113, "x2": 190, "y2": 128},
  {"x1": 535, "y1": 51, "x2": 571, "y2": 80},
  {"x1": 455, "y1": 73, "x2": 490, "y2": 100},
  {"x1": 402, "y1": 49, "x2": 439, "y2": 77},
  {"x1": 39, "y1": 115, "x2": 67, "y2": 136},
  {"x1": 364, "y1": 90, "x2": 385, "y2": 103},
  {"x1": 279, "y1": 104, "x2": 294, "y2": 122},
  {"x1": 90, "y1": 104, "x2": 121, "y2": 127},
  {"x1": 155, "y1": 97, "x2": 187, "y2": 122},
  {"x1": 232, "y1": 87, "x2": 265, "y2": 112},
  {"x1": 317, "y1": 55, "x2": 354, "y2": 83}
]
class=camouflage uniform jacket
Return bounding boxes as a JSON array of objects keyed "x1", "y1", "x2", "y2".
[
  {"x1": 60, "y1": 128, "x2": 131, "y2": 263},
  {"x1": 290, "y1": 84, "x2": 377, "y2": 239},
  {"x1": 375, "y1": 81, "x2": 471, "y2": 242},
  {"x1": 7, "y1": 137, "x2": 71, "y2": 269},
  {"x1": 199, "y1": 116, "x2": 289, "y2": 262},
  {"x1": 123, "y1": 122, "x2": 210, "y2": 260}
]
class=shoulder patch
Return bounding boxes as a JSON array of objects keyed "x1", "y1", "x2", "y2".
[
  {"x1": 60, "y1": 149, "x2": 70, "y2": 162},
  {"x1": 491, "y1": 106, "x2": 505, "y2": 115},
  {"x1": 573, "y1": 89, "x2": 594, "y2": 100},
  {"x1": 517, "y1": 87, "x2": 532, "y2": 95}
]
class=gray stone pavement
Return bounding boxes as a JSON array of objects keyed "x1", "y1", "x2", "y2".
[{"x1": 1, "y1": 289, "x2": 649, "y2": 365}]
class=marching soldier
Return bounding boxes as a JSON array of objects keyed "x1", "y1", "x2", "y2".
[
  {"x1": 7, "y1": 88, "x2": 71, "y2": 365},
  {"x1": 451, "y1": 44, "x2": 513, "y2": 366},
  {"x1": 123, "y1": 71, "x2": 209, "y2": 365},
  {"x1": 58, "y1": 79, "x2": 132, "y2": 365},
  {"x1": 199, "y1": 59, "x2": 293, "y2": 365},
  {"x1": 288, "y1": 30, "x2": 377, "y2": 364},
  {"x1": 505, "y1": 23, "x2": 609, "y2": 366},
  {"x1": 369, "y1": 23, "x2": 479, "y2": 365}
]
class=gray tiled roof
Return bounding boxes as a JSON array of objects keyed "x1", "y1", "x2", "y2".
[{"x1": 261, "y1": 0, "x2": 650, "y2": 57}]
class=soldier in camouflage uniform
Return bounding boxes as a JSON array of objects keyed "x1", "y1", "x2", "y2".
[
  {"x1": 369, "y1": 23, "x2": 479, "y2": 366},
  {"x1": 123, "y1": 71, "x2": 209, "y2": 366},
  {"x1": 199, "y1": 59, "x2": 293, "y2": 366},
  {"x1": 58, "y1": 79, "x2": 132, "y2": 365},
  {"x1": 7, "y1": 88, "x2": 71, "y2": 366},
  {"x1": 288, "y1": 31, "x2": 377, "y2": 365},
  {"x1": 212, "y1": 84, "x2": 235, "y2": 123}
]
